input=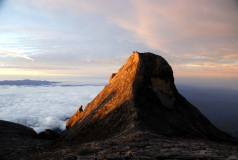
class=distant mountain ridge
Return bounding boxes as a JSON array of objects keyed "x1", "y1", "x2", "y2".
[
  {"x1": 0, "y1": 79, "x2": 106, "y2": 86},
  {"x1": 0, "y1": 79, "x2": 59, "y2": 86}
]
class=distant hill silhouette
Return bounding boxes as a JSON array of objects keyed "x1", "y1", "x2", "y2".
[{"x1": 0, "y1": 79, "x2": 59, "y2": 86}]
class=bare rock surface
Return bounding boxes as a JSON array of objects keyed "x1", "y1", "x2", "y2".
[
  {"x1": 62, "y1": 52, "x2": 238, "y2": 143},
  {"x1": 38, "y1": 129, "x2": 61, "y2": 140},
  {"x1": 22, "y1": 131, "x2": 238, "y2": 160},
  {"x1": 0, "y1": 120, "x2": 51, "y2": 160},
  {"x1": 2, "y1": 52, "x2": 238, "y2": 160},
  {"x1": 109, "y1": 73, "x2": 117, "y2": 83},
  {"x1": 66, "y1": 105, "x2": 84, "y2": 130}
]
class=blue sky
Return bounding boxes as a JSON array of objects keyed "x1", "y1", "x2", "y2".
[{"x1": 0, "y1": 0, "x2": 238, "y2": 87}]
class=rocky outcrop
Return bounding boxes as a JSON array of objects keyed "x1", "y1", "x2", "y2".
[
  {"x1": 66, "y1": 105, "x2": 84, "y2": 130},
  {"x1": 38, "y1": 129, "x2": 61, "y2": 140},
  {"x1": 59, "y1": 52, "x2": 238, "y2": 144},
  {"x1": 0, "y1": 120, "x2": 37, "y2": 139},
  {"x1": 0, "y1": 120, "x2": 50, "y2": 160},
  {"x1": 109, "y1": 73, "x2": 116, "y2": 83}
]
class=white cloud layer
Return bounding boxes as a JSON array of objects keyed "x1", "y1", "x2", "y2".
[{"x1": 0, "y1": 85, "x2": 104, "y2": 132}]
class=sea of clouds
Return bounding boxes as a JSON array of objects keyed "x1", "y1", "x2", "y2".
[
  {"x1": 0, "y1": 85, "x2": 104, "y2": 133},
  {"x1": 1, "y1": 83, "x2": 238, "y2": 136}
]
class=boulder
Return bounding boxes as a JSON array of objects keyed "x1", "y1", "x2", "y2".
[
  {"x1": 0, "y1": 120, "x2": 39, "y2": 159},
  {"x1": 38, "y1": 129, "x2": 61, "y2": 140},
  {"x1": 0, "y1": 120, "x2": 37, "y2": 139}
]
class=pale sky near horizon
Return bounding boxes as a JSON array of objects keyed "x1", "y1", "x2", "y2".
[{"x1": 0, "y1": 0, "x2": 238, "y2": 88}]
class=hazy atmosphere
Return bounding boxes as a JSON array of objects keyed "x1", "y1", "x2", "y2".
[{"x1": 0, "y1": 0, "x2": 238, "y2": 89}]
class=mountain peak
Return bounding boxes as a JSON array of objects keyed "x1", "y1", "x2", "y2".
[{"x1": 61, "y1": 52, "x2": 237, "y2": 143}]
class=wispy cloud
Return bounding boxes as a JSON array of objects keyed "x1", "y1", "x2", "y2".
[
  {"x1": 29, "y1": 0, "x2": 238, "y2": 59},
  {"x1": 1, "y1": 0, "x2": 238, "y2": 81},
  {"x1": 0, "y1": 50, "x2": 34, "y2": 61}
]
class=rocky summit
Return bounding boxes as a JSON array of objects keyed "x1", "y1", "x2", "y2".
[
  {"x1": 2, "y1": 52, "x2": 238, "y2": 160},
  {"x1": 60, "y1": 51, "x2": 237, "y2": 144}
]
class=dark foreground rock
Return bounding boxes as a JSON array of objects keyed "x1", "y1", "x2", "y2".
[
  {"x1": 38, "y1": 129, "x2": 61, "y2": 140},
  {"x1": 22, "y1": 131, "x2": 238, "y2": 160},
  {"x1": 0, "y1": 120, "x2": 51, "y2": 160},
  {"x1": 0, "y1": 120, "x2": 37, "y2": 139}
]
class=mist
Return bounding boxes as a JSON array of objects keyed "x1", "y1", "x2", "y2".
[
  {"x1": 0, "y1": 85, "x2": 104, "y2": 133},
  {"x1": 0, "y1": 81, "x2": 237, "y2": 138}
]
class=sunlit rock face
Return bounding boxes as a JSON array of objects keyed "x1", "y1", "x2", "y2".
[
  {"x1": 61, "y1": 52, "x2": 237, "y2": 143},
  {"x1": 66, "y1": 105, "x2": 83, "y2": 130},
  {"x1": 109, "y1": 73, "x2": 116, "y2": 83}
]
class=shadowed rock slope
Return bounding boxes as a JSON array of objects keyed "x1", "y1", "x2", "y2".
[
  {"x1": 0, "y1": 120, "x2": 50, "y2": 160},
  {"x1": 60, "y1": 52, "x2": 238, "y2": 144}
]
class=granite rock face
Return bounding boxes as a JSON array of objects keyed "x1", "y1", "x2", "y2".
[
  {"x1": 109, "y1": 73, "x2": 116, "y2": 83},
  {"x1": 60, "y1": 52, "x2": 238, "y2": 143},
  {"x1": 66, "y1": 105, "x2": 84, "y2": 130}
]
